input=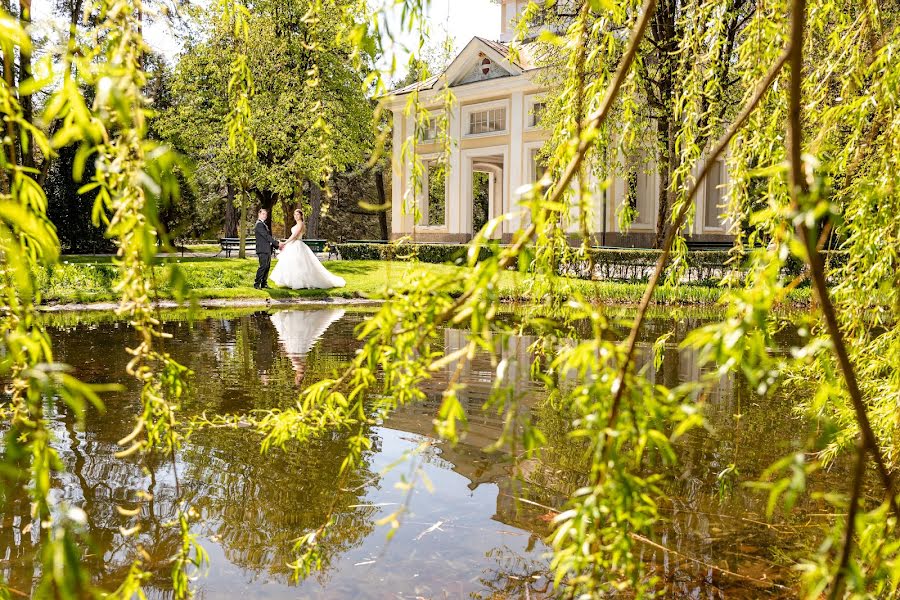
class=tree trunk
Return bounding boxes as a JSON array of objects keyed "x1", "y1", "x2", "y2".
[
  {"x1": 224, "y1": 183, "x2": 238, "y2": 237},
  {"x1": 19, "y1": 0, "x2": 34, "y2": 170},
  {"x1": 375, "y1": 168, "x2": 389, "y2": 240},
  {"x1": 255, "y1": 189, "x2": 277, "y2": 231},
  {"x1": 238, "y1": 187, "x2": 248, "y2": 259},
  {"x1": 655, "y1": 115, "x2": 672, "y2": 248},
  {"x1": 279, "y1": 195, "x2": 296, "y2": 237},
  {"x1": 307, "y1": 181, "x2": 323, "y2": 239}
]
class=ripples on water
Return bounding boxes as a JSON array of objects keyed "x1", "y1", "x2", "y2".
[{"x1": 1, "y1": 307, "x2": 843, "y2": 598}]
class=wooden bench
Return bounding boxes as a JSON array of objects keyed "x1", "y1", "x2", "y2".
[
  {"x1": 220, "y1": 238, "x2": 330, "y2": 257},
  {"x1": 219, "y1": 237, "x2": 255, "y2": 258}
]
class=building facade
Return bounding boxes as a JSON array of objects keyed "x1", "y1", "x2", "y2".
[{"x1": 386, "y1": 0, "x2": 732, "y2": 246}]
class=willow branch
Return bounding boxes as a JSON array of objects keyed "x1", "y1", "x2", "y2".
[
  {"x1": 423, "y1": 0, "x2": 658, "y2": 327},
  {"x1": 829, "y1": 440, "x2": 866, "y2": 600},
  {"x1": 786, "y1": 0, "x2": 899, "y2": 522},
  {"x1": 248, "y1": 0, "x2": 660, "y2": 453},
  {"x1": 602, "y1": 43, "x2": 793, "y2": 437}
]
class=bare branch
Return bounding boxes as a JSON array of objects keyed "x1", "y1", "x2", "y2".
[
  {"x1": 829, "y1": 440, "x2": 866, "y2": 600},
  {"x1": 602, "y1": 43, "x2": 793, "y2": 447},
  {"x1": 786, "y1": 0, "x2": 899, "y2": 525}
]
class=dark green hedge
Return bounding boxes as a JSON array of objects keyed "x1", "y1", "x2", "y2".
[
  {"x1": 564, "y1": 248, "x2": 847, "y2": 283},
  {"x1": 335, "y1": 242, "x2": 846, "y2": 283},
  {"x1": 562, "y1": 249, "x2": 736, "y2": 283},
  {"x1": 335, "y1": 243, "x2": 495, "y2": 265}
]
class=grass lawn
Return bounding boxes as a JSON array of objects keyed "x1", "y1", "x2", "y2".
[{"x1": 35, "y1": 257, "x2": 810, "y2": 306}]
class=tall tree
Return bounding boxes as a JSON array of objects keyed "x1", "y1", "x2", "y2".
[
  {"x1": 640, "y1": 0, "x2": 754, "y2": 246},
  {"x1": 528, "y1": 0, "x2": 754, "y2": 246},
  {"x1": 159, "y1": 0, "x2": 376, "y2": 242}
]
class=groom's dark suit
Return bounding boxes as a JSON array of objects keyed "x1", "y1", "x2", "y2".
[{"x1": 254, "y1": 219, "x2": 279, "y2": 288}]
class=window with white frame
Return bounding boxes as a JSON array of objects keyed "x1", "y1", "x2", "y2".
[
  {"x1": 530, "y1": 148, "x2": 546, "y2": 183},
  {"x1": 420, "y1": 114, "x2": 441, "y2": 142},
  {"x1": 467, "y1": 106, "x2": 507, "y2": 135},
  {"x1": 704, "y1": 160, "x2": 725, "y2": 228},
  {"x1": 528, "y1": 101, "x2": 546, "y2": 128}
]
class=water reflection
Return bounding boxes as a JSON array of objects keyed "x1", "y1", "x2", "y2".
[
  {"x1": 0, "y1": 307, "x2": 834, "y2": 598},
  {"x1": 270, "y1": 308, "x2": 345, "y2": 385}
]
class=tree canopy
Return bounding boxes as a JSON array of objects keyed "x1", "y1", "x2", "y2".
[
  {"x1": 1, "y1": 0, "x2": 899, "y2": 598},
  {"x1": 158, "y1": 0, "x2": 377, "y2": 242}
]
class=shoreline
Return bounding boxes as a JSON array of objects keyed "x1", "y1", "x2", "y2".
[{"x1": 38, "y1": 296, "x2": 382, "y2": 312}]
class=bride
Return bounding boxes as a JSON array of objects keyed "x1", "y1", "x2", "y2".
[{"x1": 270, "y1": 209, "x2": 345, "y2": 289}]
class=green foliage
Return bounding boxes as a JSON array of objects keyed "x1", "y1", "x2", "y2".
[
  {"x1": 1, "y1": 0, "x2": 441, "y2": 597},
  {"x1": 248, "y1": 1, "x2": 898, "y2": 597},
  {"x1": 336, "y1": 242, "x2": 495, "y2": 264},
  {"x1": 0, "y1": 5, "x2": 106, "y2": 597},
  {"x1": 170, "y1": 505, "x2": 210, "y2": 600},
  {"x1": 3, "y1": 0, "x2": 899, "y2": 598},
  {"x1": 158, "y1": 0, "x2": 378, "y2": 234}
]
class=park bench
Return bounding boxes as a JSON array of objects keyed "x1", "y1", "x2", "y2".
[
  {"x1": 304, "y1": 239, "x2": 328, "y2": 253},
  {"x1": 219, "y1": 237, "x2": 331, "y2": 258},
  {"x1": 219, "y1": 237, "x2": 255, "y2": 258}
]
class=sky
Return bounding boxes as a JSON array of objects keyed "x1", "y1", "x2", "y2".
[
  {"x1": 30, "y1": 0, "x2": 502, "y2": 75},
  {"x1": 414, "y1": 0, "x2": 501, "y2": 50}
]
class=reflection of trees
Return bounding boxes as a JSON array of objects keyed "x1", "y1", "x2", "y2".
[
  {"x1": 0, "y1": 438, "x2": 37, "y2": 597},
  {"x1": 11, "y1": 308, "x2": 823, "y2": 598},
  {"x1": 2, "y1": 309, "x2": 378, "y2": 596},
  {"x1": 178, "y1": 428, "x2": 379, "y2": 585}
]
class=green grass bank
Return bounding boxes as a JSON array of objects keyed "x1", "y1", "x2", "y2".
[{"x1": 35, "y1": 257, "x2": 811, "y2": 307}]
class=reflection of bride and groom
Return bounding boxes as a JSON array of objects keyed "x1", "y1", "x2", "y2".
[
  {"x1": 253, "y1": 207, "x2": 345, "y2": 290},
  {"x1": 269, "y1": 309, "x2": 345, "y2": 385}
]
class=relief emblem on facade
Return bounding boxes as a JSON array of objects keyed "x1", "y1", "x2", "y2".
[{"x1": 455, "y1": 53, "x2": 512, "y2": 86}]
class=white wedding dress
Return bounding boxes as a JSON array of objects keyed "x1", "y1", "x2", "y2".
[
  {"x1": 270, "y1": 309, "x2": 346, "y2": 358},
  {"x1": 270, "y1": 308, "x2": 346, "y2": 384},
  {"x1": 270, "y1": 224, "x2": 345, "y2": 289}
]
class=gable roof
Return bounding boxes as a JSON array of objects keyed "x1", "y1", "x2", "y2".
[
  {"x1": 476, "y1": 37, "x2": 529, "y2": 70},
  {"x1": 390, "y1": 74, "x2": 440, "y2": 96},
  {"x1": 389, "y1": 36, "x2": 538, "y2": 97}
]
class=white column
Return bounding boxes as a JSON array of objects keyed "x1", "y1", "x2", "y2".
[
  {"x1": 404, "y1": 112, "x2": 417, "y2": 232},
  {"x1": 391, "y1": 109, "x2": 404, "y2": 237},
  {"x1": 693, "y1": 160, "x2": 703, "y2": 235},
  {"x1": 508, "y1": 91, "x2": 524, "y2": 235},
  {"x1": 447, "y1": 101, "x2": 462, "y2": 236},
  {"x1": 590, "y1": 170, "x2": 605, "y2": 236}
]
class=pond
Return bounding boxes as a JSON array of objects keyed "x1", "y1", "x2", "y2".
[{"x1": 2, "y1": 306, "x2": 844, "y2": 598}]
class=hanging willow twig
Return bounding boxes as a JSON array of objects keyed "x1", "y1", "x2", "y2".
[
  {"x1": 602, "y1": 42, "x2": 793, "y2": 445},
  {"x1": 784, "y1": 0, "x2": 898, "y2": 520},
  {"x1": 784, "y1": 0, "x2": 898, "y2": 593}
]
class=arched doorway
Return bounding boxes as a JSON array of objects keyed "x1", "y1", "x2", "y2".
[{"x1": 470, "y1": 159, "x2": 503, "y2": 238}]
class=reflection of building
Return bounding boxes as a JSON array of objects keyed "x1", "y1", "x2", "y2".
[{"x1": 386, "y1": 0, "x2": 733, "y2": 246}]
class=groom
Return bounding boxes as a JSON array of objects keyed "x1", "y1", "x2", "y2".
[{"x1": 253, "y1": 208, "x2": 283, "y2": 289}]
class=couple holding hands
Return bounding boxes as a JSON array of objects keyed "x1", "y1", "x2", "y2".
[{"x1": 253, "y1": 208, "x2": 345, "y2": 290}]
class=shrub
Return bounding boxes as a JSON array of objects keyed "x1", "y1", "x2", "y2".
[
  {"x1": 564, "y1": 248, "x2": 846, "y2": 284},
  {"x1": 336, "y1": 243, "x2": 845, "y2": 285},
  {"x1": 335, "y1": 243, "x2": 495, "y2": 265}
]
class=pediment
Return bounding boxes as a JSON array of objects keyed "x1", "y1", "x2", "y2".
[
  {"x1": 452, "y1": 53, "x2": 515, "y2": 86},
  {"x1": 445, "y1": 37, "x2": 523, "y2": 88}
]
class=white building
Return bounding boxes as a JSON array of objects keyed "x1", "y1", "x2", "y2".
[{"x1": 385, "y1": 0, "x2": 732, "y2": 247}]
